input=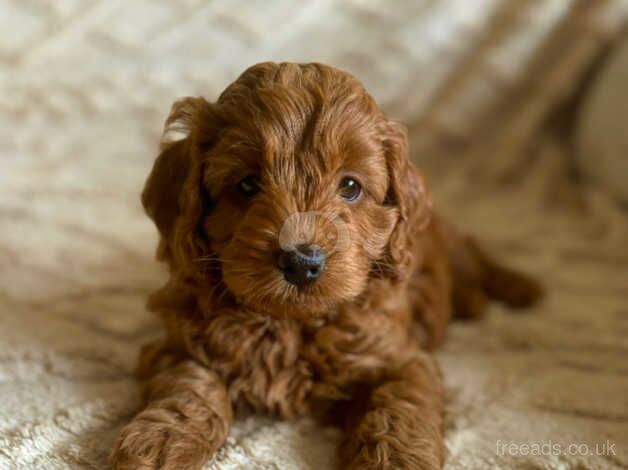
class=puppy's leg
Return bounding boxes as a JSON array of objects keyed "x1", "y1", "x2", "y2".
[
  {"x1": 340, "y1": 352, "x2": 445, "y2": 470},
  {"x1": 445, "y1": 228, "x2": 543, "y2": 319},
  {"x1": 472, "y1": 238, "x2": 544, "y2": 309},
  {"x1": 111, "y1": 356, "x2": 232, "y2": 470}
]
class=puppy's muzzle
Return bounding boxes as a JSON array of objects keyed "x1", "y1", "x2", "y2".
[{"x1": 278, "y1": 244, "x2": 326, "y2": 287}]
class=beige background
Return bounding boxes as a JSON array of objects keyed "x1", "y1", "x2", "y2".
[{"x1": 1, "y1": 1, "x2": 628, "y2": 468}]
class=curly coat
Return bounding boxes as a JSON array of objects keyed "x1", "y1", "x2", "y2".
[{"x1": 111, "y1": 62, "x2": 542, "y2": 470}]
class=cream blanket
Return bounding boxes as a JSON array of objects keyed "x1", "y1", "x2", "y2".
[{"x1": 1, "y1": 1, "x2": 627, "y2": 468}]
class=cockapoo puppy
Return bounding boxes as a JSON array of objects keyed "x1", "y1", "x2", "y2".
[{"x1": 112, "y1": 62, "x2": 542, "y2": 470}]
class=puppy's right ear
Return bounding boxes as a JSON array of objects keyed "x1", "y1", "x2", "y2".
[{"x1": 141, "y1": 97, "x2": 215, "y2": 240}]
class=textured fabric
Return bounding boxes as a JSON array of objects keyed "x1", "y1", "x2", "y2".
[
  {"x1": 576, "y1": 34, "x2": 628, "y2": 205},
  {"x1": 1, "y1": 1, "x2": 627, "y2": 468}
]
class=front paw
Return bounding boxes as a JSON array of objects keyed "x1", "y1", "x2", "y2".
[
  {"x1": 340, "y1": 436, "x2": 442, "y2": 470},
  {"x1": 111, "y1": 408, "x2": 211, "y2": 470}
]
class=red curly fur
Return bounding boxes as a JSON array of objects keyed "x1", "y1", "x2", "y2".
[{"x1": 111, "y1": 62, "x2": 542, "y2": 469}]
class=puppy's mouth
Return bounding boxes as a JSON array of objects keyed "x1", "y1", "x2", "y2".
[{"x1": 219, "y1": 258, "x2": 338, "y2": 318}]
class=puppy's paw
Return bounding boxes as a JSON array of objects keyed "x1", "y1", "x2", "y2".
[
  {"x1": 341, "y1": 439, "x2": 387, "y2": 470},
  {"x1": 111, "y1": 408, "x2": 211, "y2": 470},
  {"x1": 340, "y1": 436, "x2": 442, "y2": 470}
]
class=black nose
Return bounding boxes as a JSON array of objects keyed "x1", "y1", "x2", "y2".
[{"x1": 278, "y1": 244, "x2": 326, "y2": 287}]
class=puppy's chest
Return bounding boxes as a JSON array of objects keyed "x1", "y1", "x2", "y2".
[
  {"x1": 200, "y1": 311, "x2": 409, "y2": 417},
  {"x1": 197, "y1": 313, "x2": 312, "y2": 416}
]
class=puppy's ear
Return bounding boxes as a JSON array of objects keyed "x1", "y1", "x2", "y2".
[
  {"x1": 381, "y1": 119, "x2": 432, "y2": 279},
  {"x1": 141, "y1": 97, "x2": 215, "y2": 240}
]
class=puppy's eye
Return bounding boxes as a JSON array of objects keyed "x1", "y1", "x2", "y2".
[
  {"x1": 236, "y1": 175, "x2": 260, "y2": 197},
  {"x1": 338, "y1": 177, "x2": 362, "y2": 202}
]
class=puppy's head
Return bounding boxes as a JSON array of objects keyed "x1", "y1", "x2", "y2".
[{"x1": 142, "y1": 62, "x2": 430, "y2": 318}]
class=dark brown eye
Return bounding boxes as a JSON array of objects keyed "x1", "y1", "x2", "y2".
[
  {"x1": 338, "y1": 177, "x2": 362, "y2": 202},
  {"x1": 236, "y1": 175, "x2": 260, "y2": 197}
]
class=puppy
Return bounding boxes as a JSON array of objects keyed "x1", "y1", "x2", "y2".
[{"x1": 112, "y1": 62, "x2": 542, "y2": 469}]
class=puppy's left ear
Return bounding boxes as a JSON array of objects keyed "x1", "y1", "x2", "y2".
[
  {"x1": 381, "y1": 119, "x2": 432, "y2": 279},
  {"x1": 142, "y1": 97, "x2": 216, "y2": 234},
  {"x1": 142, "y1": 97, "x2": 218, "y2": 269}
]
